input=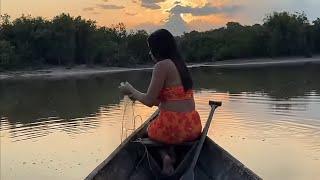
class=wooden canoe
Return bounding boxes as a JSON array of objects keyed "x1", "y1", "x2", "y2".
[{"x1": 85, "y1": 110, "x2": 262, "y2": 180}]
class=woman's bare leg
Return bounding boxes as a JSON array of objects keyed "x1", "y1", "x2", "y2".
[
  {"x1": 167, "y1": 146, "x2": 176, "y2": 164},
  {"x1": 159, "y1": 149, "x2": 174, "y2": 175}
]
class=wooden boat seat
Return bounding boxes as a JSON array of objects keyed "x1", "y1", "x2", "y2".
[{"x1": 134, "y1": 138, "x2": 198, "y2": 147}]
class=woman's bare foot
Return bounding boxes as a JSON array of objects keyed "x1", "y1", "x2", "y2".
[{"x1": 162, "y1": 154, "x2": 174, "y2": 176}]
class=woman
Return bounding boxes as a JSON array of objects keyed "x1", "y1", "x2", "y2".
[{"x1": 119, "y1": 29, "x2": 202, "y2": 175}]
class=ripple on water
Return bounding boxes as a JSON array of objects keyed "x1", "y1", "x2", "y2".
[
  {"x1": 196, "y1": 90, "x2": 320, "y2": 148},
  {"x1": 1, "y1": 115, "x2": 102, "y2": 142}
]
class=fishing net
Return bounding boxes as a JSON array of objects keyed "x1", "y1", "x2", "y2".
[{"x1": 120, "y1": 95, "x2": 142, "y2": 142}]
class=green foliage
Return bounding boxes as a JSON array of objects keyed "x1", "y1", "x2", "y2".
[
  {"x1": 312, "y1": 18, "x2": 320, "y2": 52},
  {"x1": 179, "y1": 22, "x2": 269, "y2": 61},
  {"x1": 0, "y1": 12, "x2": 319, "y2": 69},
  {"x1": 0, "y1": 40, "x2": 17, "y2": 69},
  {"x1": 263, "y1": 12, "x2": 311, "y2": 57}
]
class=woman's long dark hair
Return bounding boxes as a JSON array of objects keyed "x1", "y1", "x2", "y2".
[{"x1": 147, "y1": 29, "x2": 193, "y2": 91}]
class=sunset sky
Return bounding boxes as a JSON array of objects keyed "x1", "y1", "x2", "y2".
[{"x1": 3, "y1": 0, "x2": 320, "y2": 35}]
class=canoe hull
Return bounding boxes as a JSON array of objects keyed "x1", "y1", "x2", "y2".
[{"x1": 86, "y1": 110, "x2": 262, "y2": 180}]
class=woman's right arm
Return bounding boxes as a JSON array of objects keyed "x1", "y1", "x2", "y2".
[{"x1": 129, "y1": 61, "x2": 167, "y2": 107}]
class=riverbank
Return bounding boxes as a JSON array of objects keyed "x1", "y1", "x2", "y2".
[{"x1": 1, "y1": 56, "x2": 320, "y2": 80}]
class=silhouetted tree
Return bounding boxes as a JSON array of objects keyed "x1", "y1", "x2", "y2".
[{"x1": 0, "y1": 11, "x2": 319, "y2": 69}]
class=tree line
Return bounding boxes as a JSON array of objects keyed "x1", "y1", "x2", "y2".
[{"x1": 0, "y1": 12, "x2": 319, "y2": 70}]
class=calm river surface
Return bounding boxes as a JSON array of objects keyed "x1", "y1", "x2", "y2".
[{"x1": 1, "y1": 65, "x2": 320, "y2": 180}]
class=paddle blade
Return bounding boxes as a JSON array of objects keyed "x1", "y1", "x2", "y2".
[{"x1": 180, "y1": 169, "x2": 194, "y2": 180}]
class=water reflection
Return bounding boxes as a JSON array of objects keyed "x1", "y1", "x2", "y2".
[
  {"x1": 0, "y1": 65, "x2": 320, "y2": 179},
  {"x1": 192, "y1": 65, "x2": 320, "y2": 98},
  {"x1": 0, "y1": 72, "x2": 150, "y2": 123},
  {"x1": 0, "y1": 72, "x2": 153, "y2": 138}
]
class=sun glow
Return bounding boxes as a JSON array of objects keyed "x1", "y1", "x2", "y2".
[{"x1": 161, "y1": 0, "x2": 208, "y2": 12}]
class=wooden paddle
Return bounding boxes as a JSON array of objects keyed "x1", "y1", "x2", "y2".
[{"x1": 180, "y1": 100, "x2": 222, "y2": 180}]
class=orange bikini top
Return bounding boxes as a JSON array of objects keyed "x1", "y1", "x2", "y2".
[{"x1": 158, "y1": 86, "x2": 193, "y2": 101}]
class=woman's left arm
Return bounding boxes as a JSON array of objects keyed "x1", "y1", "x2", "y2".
[{"x1": 129, "y1": 62, "x2": 167, "y2": 107}]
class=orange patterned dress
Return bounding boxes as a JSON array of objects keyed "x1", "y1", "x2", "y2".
[{"x1": 147, "y1": 86, "x2": 202, "y2": 144}]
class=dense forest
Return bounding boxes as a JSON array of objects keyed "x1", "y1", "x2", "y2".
[{"x1": 0, "y1": 12, "x2": 319, "y2": 70}]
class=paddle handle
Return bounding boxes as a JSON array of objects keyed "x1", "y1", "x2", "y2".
[
  {"x1": 189, "y1": 101, "x2": 221, "y2": 169},
  {"x1": 209, "y1": 101, "x2": 222, "y2": 107}
]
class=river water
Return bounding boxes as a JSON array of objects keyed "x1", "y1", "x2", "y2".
[{"x1": 1, "y1": 65, "x2": 319, "y2": 180}]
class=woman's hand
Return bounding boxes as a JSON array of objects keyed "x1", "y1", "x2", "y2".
[{"x1": 119, "y1": 82, "x2": 134, "y2": 95}]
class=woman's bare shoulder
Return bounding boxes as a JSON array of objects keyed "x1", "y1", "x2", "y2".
[
  {"x1": 154, "y1": 59, "x2": 173, "y2": 69},
  {"x1": 155, "y1": 59, "x2": 176, "y2": 68}
]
